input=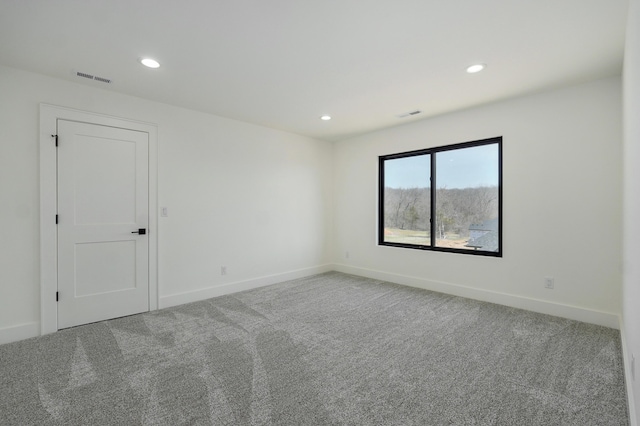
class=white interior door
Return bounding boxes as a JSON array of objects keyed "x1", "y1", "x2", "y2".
[{"x1": 57, "y1": 119, "x2": 149, "y2": 329}]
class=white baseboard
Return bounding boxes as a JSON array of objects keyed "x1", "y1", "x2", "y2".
[
  {"x1": 619, "y1": 317, "x2": 638, "y2": 426},
  {"x1": 159, "y1": 264, "x2": 333, "y2": 309},
  {"x1": 333, "y1": 264, "x2": 620, "y2": 329},
  {"x1": 0, "y1": 322, "x2": 40, "y2": 345}
]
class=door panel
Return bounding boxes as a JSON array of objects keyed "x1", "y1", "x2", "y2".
[
  {"x1": 74, "y1": 241, "x2": 137, "y2": 297},
  {"x1": 57, "y1": 120, "x2": 149, "y2": 329},
  {"x1": 73, "y1": 136, "x2": 138, "y2": 224}
]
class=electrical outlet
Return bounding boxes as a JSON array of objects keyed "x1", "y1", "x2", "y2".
[
  {"x1": 221, "y1": 266, "x2": 227, "y2": 276},
  {"x1": 345, "y1": 251, "x2": 350, "y2": 259},
  {"x1": 544, "y1": 277, "x2": 554, "y2": 289},
  {"x1": 160, "y1": 207, "x2": 168, "y2": 217}
]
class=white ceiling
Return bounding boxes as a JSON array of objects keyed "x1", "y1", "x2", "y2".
[{"x1": 0, "y1": 0, "x2": 629, "y2": 142}]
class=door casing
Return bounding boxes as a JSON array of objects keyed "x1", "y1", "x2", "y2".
[{"x1": 39, "y1": 104, "x2": 158, "y2": 335}]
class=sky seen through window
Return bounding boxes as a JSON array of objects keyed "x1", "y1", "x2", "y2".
[{"x1": 385, "y1": 144, "x2": 499, "y2": 189}]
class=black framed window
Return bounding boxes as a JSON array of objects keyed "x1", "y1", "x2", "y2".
[{"x1": 379, "y1": 137, "x2": 502, "y2": 256}]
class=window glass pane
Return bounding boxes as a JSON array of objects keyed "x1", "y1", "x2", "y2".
[
  {"x1": 382, "y1": 154, "x2": 431, "y2": 246},
  {"x1": 435, "y1": 144, "x2": 499, "y2": 252}
]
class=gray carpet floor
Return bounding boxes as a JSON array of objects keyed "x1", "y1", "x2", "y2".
[{"x1": 0, "y1": 272, "x2": 629, "y2": 425}]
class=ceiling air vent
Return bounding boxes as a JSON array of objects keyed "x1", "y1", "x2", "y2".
[
  {"x1": 75, "y1": 71, "x2": 113, "y2": 84},
  {"x1": 76, "y1": 71, "x2": 94, "y2": 80},
  {"x1": 397, "y1": 110, "x2": 422, "y2": 118},
  {"x1": 93, "y1": 76, "x2": 112, "y2": 84}
]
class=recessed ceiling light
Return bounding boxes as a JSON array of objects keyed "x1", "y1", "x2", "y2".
[
  {"x1": 466, "y1": 63, "x2": 486, "y2": 73},
  {"x1": 140, "y1": 58, "x2": 160, "y2": 69},
  {"x1": 320, "y1": 115, "x2": 332, "y2": 121}
]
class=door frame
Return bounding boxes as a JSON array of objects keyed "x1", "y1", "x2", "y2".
[{"x1": 39, "y1": 104, "x2": 158, "y2": 335}]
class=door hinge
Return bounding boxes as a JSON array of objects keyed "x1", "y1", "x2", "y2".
[
  {"x1": 51, "y1": 134, "x2": 58, "y2": 146},
  {"x1": 56, "y1": 291, "x2": 59, "y2": 302},
  {"x1": 55, "y1": 214, "x2": 58, "y2": 224}
]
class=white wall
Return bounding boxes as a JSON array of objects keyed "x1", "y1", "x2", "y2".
[
  {"x1": 623, "y1": 0, "x2": 640, "y2": 423},
  {"x1": 333, "y1": 77, "x2": 623, "y2": 326},
  {"x1": 0, "y1": 65, "x2": 333, "y2": 341}
]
